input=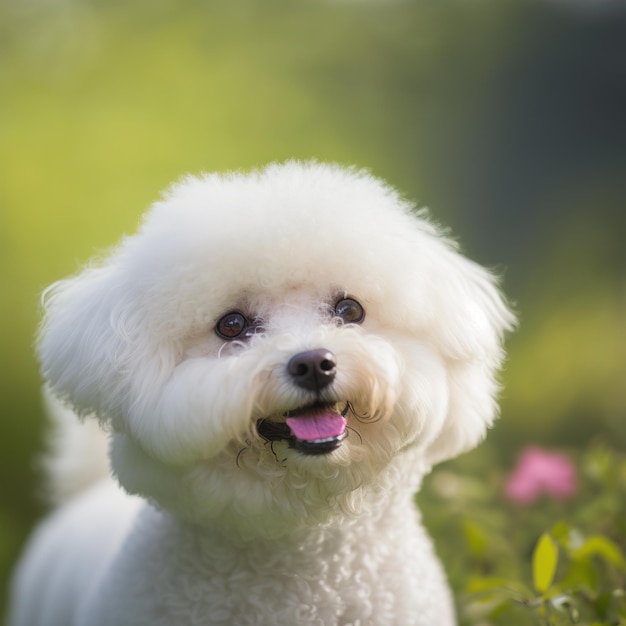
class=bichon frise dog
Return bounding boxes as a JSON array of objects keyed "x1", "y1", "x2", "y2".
[{"x1": 9, "y1": 162, "x2": 515, "y2": 626}]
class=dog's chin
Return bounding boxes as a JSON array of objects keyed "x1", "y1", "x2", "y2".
[
  {"x1": 111, "y1": 402, "x2": 421, "y2": 537},
  {"x1": 256, "y1": 401, "x2": 350, "y2": 456}
]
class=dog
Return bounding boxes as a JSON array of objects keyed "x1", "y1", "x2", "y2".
[{"x1": 9, "y1": 162, "x2": 515, "y2": 625}]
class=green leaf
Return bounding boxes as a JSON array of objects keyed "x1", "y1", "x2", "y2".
[
  {"x1": 466, "y1": 576, "x2": 533, "y2": 599},
  {"x1": 533, "y1": 533, "x2": 559, "y2": 594},
  {"x1": 573, "y1": 535, "x2": 626, "y2": 570},
  {"x1": 550, "y1": 521, "x2": 572, "y2": 546},
  {"x1": 559, "y1": 557, "x2": 598, "y2": 593},
  {"x1": 466, "y1": 577, "x2": 514, "y2": 593},
  {"x1": 593, "y1": 591, "x2": 613, "y2": 620},
  {"x1": 462, "y1": 519, "x2": 487, "y2": 557}
]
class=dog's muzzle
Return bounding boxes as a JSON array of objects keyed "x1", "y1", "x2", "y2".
[{"x1": 257, "y1": 349, "x2": 349, "y2": 455}]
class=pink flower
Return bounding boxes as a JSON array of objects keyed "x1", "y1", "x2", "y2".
[{"x1": 505, "y1": 446, "x2": 577, "y2": 505}]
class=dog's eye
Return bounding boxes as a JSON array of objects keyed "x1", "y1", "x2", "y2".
[
  {"x1": 215, "y1": 312, "x2": 248, "y2": 339},
  {"x1": 334, "y1": 298, "x2": 365, "y2": 324}
]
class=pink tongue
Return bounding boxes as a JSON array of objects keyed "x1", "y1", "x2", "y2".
[{"x1": 286, "y1": 411, "x2": 347, "y2": 442}]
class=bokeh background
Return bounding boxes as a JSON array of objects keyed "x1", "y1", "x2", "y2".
[{"x1": 1, "y1": 0, "x2": 625, "y2": 623}]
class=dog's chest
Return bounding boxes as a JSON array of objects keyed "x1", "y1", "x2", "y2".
[{"x1": 85, "y1": 507, "x2": 455, "y2": 626}]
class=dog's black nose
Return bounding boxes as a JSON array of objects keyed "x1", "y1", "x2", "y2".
[{"x1": 287, "y1": 349, "x2": 337, "y2": 391}]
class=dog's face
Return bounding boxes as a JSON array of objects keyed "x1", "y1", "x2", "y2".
[{"x1": 39, "y1": 163, "x2": 514, "y2": 534}]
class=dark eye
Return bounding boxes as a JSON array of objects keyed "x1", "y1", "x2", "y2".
[
  {"x1": 215, "y1": 312, "x2": 248, "y2": 339},
  {"x1": 334, "y1": 297, "x2": 365, "y2": 324}
]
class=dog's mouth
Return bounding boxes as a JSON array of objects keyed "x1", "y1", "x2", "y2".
[{"x1": 256, "y1": 402, "x2": 349, "y2": 456}]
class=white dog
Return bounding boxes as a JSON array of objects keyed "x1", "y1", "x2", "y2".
[{"x1": 9, "y1": 162, "x2": 515, "y2": 626}]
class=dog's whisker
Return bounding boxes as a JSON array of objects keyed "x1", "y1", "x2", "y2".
[
  {"x1": 346, "y1": 426, "x2": 363, "y2": 445},
  {"x1": 235, "y1": 446, "x2": 248, "y2": 468},
  {"x1": 269, "y1": 441, "x2": 287, "y2": 467},
  {"x1": 345, "y1": 402, "x2": 378, "y2": 423}
]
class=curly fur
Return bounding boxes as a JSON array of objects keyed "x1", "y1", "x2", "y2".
[{"x1": 9, "y1": 162, "x2": 515, "y2": 626}]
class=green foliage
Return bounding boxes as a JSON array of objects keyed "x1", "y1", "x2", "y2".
[
  {"x1": 533, "y1": 533, "x2": 559, "y2": 594},
  {"x1": 420, "y1": 443, "x2": 626, "y2": 625}
]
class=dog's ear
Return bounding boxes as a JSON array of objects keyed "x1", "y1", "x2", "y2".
[
  {"x1": 37, "y1": 260, "x2": 170, "y2": 428},
  {"x1": 422, "y1": 246, "x2": 517, "y2": 465},
  {"x1": 38, "y1": 264, "x2": 125, "y2": 422}
]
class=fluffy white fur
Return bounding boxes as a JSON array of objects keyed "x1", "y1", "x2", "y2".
[{"x1": 9, "y1": 162, "x2": 515, "y2": 626}]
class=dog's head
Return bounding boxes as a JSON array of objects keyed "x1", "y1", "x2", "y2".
[{"x1": 38, "y1": 162, "x2": 515, "y2": 533}]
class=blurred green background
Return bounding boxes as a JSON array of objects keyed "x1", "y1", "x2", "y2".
[{"x1": 1, "y1": 0, "x2": 625, "y2": 621}]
